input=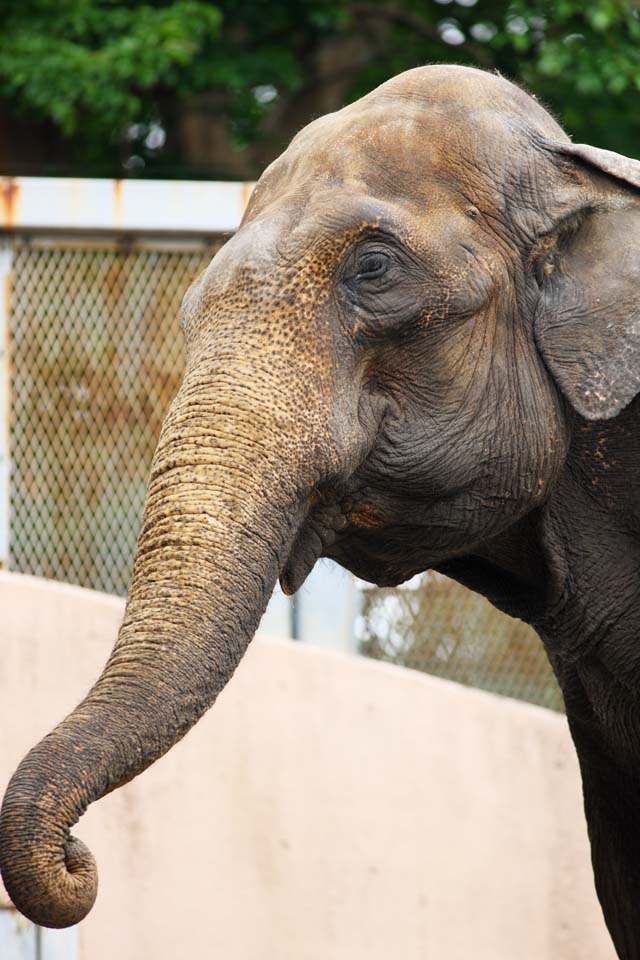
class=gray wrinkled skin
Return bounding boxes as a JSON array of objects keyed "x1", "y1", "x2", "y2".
[{"x1": 1, "y1": 65, "x2": 640, "y2": 959}]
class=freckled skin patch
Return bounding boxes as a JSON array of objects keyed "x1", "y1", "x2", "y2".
[{"x1": 2, "y1": 64, "x2": 640, "y2": 956}]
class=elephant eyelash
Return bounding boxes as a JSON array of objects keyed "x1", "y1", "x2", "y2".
[{"x1": 353, "y1": 250, "x2": 392, "y2": 282}]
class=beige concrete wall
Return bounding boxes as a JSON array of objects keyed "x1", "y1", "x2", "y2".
[{"x1": 0, "y1": 571, "x2": 615, "y2": 959}]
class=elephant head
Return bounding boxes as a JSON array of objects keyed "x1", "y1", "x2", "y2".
[{"x1": 1, "y1": 65, "x2": 639, "y2": 934}]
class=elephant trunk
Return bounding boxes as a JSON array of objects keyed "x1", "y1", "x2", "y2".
[{"x1": 0, "y1": 358, "x2": 336, "y2": 928}]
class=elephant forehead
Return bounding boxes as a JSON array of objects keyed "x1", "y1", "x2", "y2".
[
  {"x1": 372, "y1": 63, "x2": 565, "y2": 136},
  {"x1": 248, "y1": 115, "x2": 500, "y2": 237},
  {"x1": 247, "y1": 65, "x2": 567, "y2": 218},
  {"x1": 257, "y1": 107, "x2": 477, "y2": 206}
]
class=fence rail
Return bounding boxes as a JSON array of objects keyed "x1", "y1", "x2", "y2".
[{"x1": 0, "y1": 177, "x2": 562, "y2": 712}]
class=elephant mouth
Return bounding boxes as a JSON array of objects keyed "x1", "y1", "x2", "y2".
[
  {"x1": 279, "y1": 489, "x2": 393, "y2": 595},
  {"x1": 279, "y1": 492, "x2": 351, "y2": 595}
]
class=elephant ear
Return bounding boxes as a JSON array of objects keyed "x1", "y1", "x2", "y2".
[{"x1": 533, "y1": 141, "x2": 640, "y2": 420}]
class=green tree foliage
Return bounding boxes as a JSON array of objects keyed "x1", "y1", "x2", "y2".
[
  {"x1": 0, "y1": 2, "x2": 222, "y2": 136},
  {"x1": 0, "y1": 0, "x2": 638, "y2": 176}
]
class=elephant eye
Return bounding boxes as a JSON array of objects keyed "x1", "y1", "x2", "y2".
[{"x1": 354, "y1": 250, "x2": 391, "y2": 281}]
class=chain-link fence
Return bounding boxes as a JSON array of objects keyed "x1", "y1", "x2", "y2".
[
  {"x1": 9, "y1": 238, "x2": 221, "y2": 594},
  {"x1": 357, "y1": 574, "x2": 562, "y2": 710},
  {"x1": 5, "y1": 230, "x2": 562, "y2": 711}
]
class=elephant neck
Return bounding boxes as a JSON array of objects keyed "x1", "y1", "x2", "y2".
[
  {"x1": 530, "y1": 399, "x2": 640, "y2": 690},
  {"x1": 439, "y1": 400, "x2": 640, "y2": 698}
]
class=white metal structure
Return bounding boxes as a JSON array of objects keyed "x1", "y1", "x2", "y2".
[
  {"x1": 0, "y1": 907, "x2": 78, "y2": 960},
  {"x1": 0, "y1": 176, "x2": 254, "y2": 235}
]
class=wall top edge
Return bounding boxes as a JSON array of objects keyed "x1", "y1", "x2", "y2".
[{"x1": 0, "y1": 176, "x2": 256, "y2": 233}]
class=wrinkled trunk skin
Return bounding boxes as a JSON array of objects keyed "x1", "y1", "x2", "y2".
[{"x1": 0, "y1": 340, "x2": 343, "y2": 926}]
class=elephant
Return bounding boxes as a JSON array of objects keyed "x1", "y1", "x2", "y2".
[{"x1": 1, "y1": 63, "x2": 640, "y2": 957}]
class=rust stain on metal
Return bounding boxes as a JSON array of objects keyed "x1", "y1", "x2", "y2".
[
  {"x1": 241, "y1": 181, "x2": 253, "y2": 213},
  {"x1": 0, "y1": 178, "x2": 18, "y2": 228},
  {"x1": 113, "y1": 179, "x2": 123, "y2": 229}
]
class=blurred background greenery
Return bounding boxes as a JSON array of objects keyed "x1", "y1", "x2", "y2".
[{"x1": 0, "y1": 0, "x2": 638, "y2": 180}]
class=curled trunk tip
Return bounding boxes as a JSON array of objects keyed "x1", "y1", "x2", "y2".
[{"x1": 0, "y1": 789, "x2": 98, "y2": 928}]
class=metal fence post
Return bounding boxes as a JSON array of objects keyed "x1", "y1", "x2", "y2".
[
  {"x1": 296, "y1": 561, "x2": 360, "y2": 653},
  {"x1": 0, "y1": 240, "x2": 11, "y2": 570}
]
